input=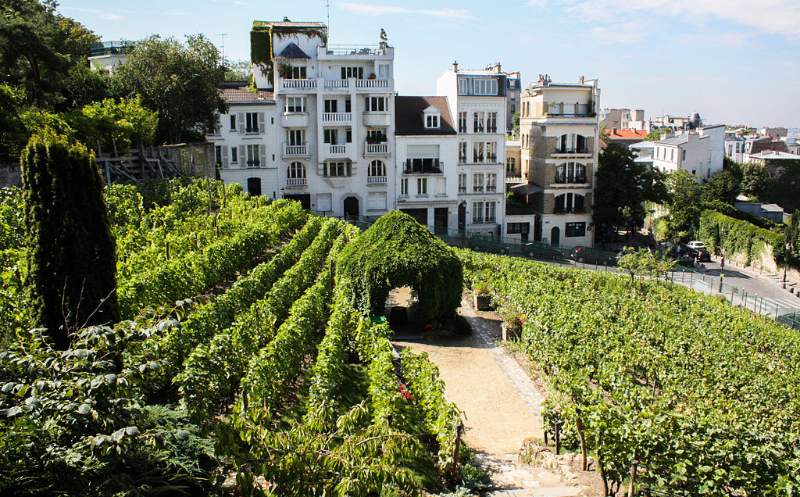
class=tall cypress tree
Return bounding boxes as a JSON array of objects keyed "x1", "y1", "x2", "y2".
[{"x1": 20, "y1": 132, "x2": 119, "y2": 349}]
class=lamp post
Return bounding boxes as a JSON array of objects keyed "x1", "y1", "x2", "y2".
[{"x1": 718, "y1": 227, "x2": 725, "y2": 293}]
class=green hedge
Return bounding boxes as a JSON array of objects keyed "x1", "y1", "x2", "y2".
[{"x1": 698, "y1": 210, "x2": 784, "y2": 265}]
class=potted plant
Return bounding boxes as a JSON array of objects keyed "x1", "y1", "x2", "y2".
[
  {"x1": 368, "y1": 73, "x2": 377, "y2": 80},
  {"x1": 501, "y1": 312, "x2": 525, "y2": 341},
  {"x1": 473, "y1": 283, "x2": 492, "y2": 311}
]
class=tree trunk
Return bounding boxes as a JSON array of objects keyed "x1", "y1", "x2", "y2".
[
  {"x1": 598, "y1": 453, "x2": 610, "y2": 496},
  {"x1": 554, "y1": 419, "x2": 561, "y2": 455},
  {"x1": 576, "y1": 416, "x2": 588, "y2": 471},
  {"x1": 627, "y1": 462, "x2": 638, "y2": 497}
]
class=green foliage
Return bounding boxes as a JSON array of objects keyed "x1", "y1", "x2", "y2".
[
  {"x1": 665, "y1": 170, "x2": 703, "y2": 239},
  {"x1": 594, "y1": 143, "x2": 667, "y2": 240},
  {"x1": 701, "y1": 169, "x2": 740, "y2": 205},
  {"x1": 644, "y1": 128, "x2": 667, "y2": 141},
  {"x1": 111, "y1": 35, "x2": 227, "y2": 143},
  {"x1": 461, "y1": 249, "x2": 800, "y2": 495},
  {"x1": 69, "y1": 96, "x2": 157, "y2": 153},
  {"x1": 616, "y1": 247, "x2": 675, "y2": 287},
  {"x1": 338, "y1": 211, "x2": 464, "y2": 322},
  {"x1": 741, "y1": 162, "x2": 768, "y2": 199},
  {"x1": 762, "y1": 159, "x2": 800, "y2": 212},
  {"x1": 20, "y1": 132, "x2": 119, "y2": 348},
  {"x1": 224, "y1": 59, "x2": 252, "y2": 81},
  {"x1": 698, "y1": 210, "x2": 783, "y2": 264}
]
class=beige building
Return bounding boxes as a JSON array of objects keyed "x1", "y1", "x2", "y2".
[{"x1": 513, "y1": 76, "x2": 600, "y2": 247}]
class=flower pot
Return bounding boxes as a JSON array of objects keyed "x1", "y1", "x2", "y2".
[
  {"x1": 474, "y1": 293, "x2": 492, "y2": 311},
  {"x1": 502, "y1": 322, "x2": 521, "y2": 341}
]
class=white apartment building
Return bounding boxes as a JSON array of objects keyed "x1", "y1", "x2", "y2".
[
  {"x1": 210, "y1": 21, "x2": 397, "y2": 218},
  {"x1": 437, "y1": 63, "x2": 507, "y2": 237},
  {"x1": 394, "y1": 96, "x2": 460, "y2": 234},
  {"x1": 652, "y1": 125, "x2": 725, "y2": 179},
  {"x1": 516, "y1": 76, "x2": 601, "y2": 248},
  {"x1": 207, "y1": 86, "x2": 280, "y2": 197},
  {"x1": 88, "y1": 41, "x2": 134, "y2": 74}
]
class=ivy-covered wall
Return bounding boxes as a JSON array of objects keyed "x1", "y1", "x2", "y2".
[
  {"x1": 698, "y1": 209, "x2": 784, "y2": 268},
  {"x1": 337, "y1": 211, "x2": 463, "y2": 323}
]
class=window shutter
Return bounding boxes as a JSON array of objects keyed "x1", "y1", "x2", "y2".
[
  {"x1": 258, "y1": 112, "x2": 266, "y2": 134},
  {"x1": 222, "y1": 145, "x2": 229, "y2": 168},
  {"x1": 238, "y1": 113, "x2": 245, "y2": 133},
  {"x1": 238, "y1": 145, "x2": 246, "y2": 166},
  {"x1": 259, "y1": 145, "x2": 266, "y2": 167}
]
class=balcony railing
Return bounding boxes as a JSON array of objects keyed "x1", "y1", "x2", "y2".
[
  {"x1": 324, "y1": 79, "x2": 349, "y2": 90},
  {"x1": 365, "y1": 142, "x2": 389, "y2": 155},
  {"x1": 329, "y1": 144, "x2": 347, "y2": 155},
  {"x1": 281, "y1": 79, "x2": 317, "y2": 90},
  {"x1": 367, "y1": 175, "x2": 387, "y2": 184},
  {"x1": 321, "y1": 112, "x2": 352, "y2": 124},
  {"x1": 286, "y1": 177, "x2": 307, "y2": 187},
  {"x1": 403, "y1": 159, "x2": 443, "y2": 174},
  {"x1": 554, "y1": 148, "x2": 590, "y2": 155},
  {"x1": 356, "y1": 79, "x2": 389, "y2": 89},
  {"x1": 284, "y1": 144, "x2": 308, "y2": 157}
]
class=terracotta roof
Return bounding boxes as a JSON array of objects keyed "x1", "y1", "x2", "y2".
[
  {"x1": 220, "y1": 86, "x2": 275, "y2": 105},
  {"x1": 750, "y1": 139, "x2": 788, "y2": 155},
  {"x1": 395, "y1": 96, "x2": 457, "y2": 136},
  {"x1": 605, "y1": 129, "x2": 649, "y2": 141}
]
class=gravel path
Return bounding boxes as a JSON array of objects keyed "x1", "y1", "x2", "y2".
[{"x1": 394, "y1": 297, "x2": 582, "y2": 496}]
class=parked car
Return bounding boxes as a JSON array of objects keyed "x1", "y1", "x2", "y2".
[
  {"x1": 687, "y1": 240, "x2": 707, "y2": 251},
  {"x1": 570, "y1": 246, "x2": 618, "y2": 266}
]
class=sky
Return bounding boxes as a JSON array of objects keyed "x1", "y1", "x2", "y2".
[{"x1": 61, "y1": 0, "x2": 800, "y2": 128}]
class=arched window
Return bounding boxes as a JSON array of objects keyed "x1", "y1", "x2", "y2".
[
  {"x1": 288, "y1": 161, "x2": 306, "y2": 179},
  {"x1": 369, "y1": 160, "x2": 386, "y2": 178},
  {"x1": 554, "y1": 193, "x2": 585, "y2": 213},
  {"x1": 555, "y1": 162, "x2": 587, "y2": 183}
]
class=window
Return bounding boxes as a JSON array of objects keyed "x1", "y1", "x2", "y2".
[
  {"x1": 286, "y1": 66, "x2": 306, "y2": 79},
  {"x1": 340, "y1": 66, "x2": 364, "y2": 79},
  {"x1": 366, "y1": 96, "x2": 388, "y2": 112},
  {"x1": 287, "y1": 162, "x2": 306, "y2": 179},
  {"x1": 346, "y1": 128, "x2": 352, "y2": 143},
  {"x1": 246, "y1": 144, "x2": 260, "y2": 167},
  {"x1": 367, "y1": 129, "x2": 387, "y2": 143},
  {"x1": 487, "y1": 112, "x2": 498, "y2": 133},
  {"x1": 459, "y1": 142, "x2": 467, "y2": 163},
  {"x1": 486, "y1": 142, "x2": 497, "y2": 162},
  {"x1": 506, "y1": 157, "x2": 516, "y2": 174},
  {"x1": 458, "y1": 173, "x2": 466, "y2": 193},
  {"x1": 670, "y1": 149, "x2": 674, "y2": 161},
  {"x1": 245, "y1": 112, "x2": 259, "y2": 133},
  {"x1": 231, "y1": 147, "x2": 238, "y2": 164},
  {"x1": 426, "y1": 114, "x2": 440, "y2": 128},
  {"x1": 459, "y1": 78, "x2": 498, "y2": 96},
  {"x1": 377, "y1": 63, "x2": 390, "y2": 79},
  {"x1": 458, "y1": 112, "x2": 467, "y2": 133},
  {"x1": 287, "y1": 129, "x2": 305, "y2": 146},
  {"x1": 472, "y1": 201, "x2": 484, "y2": 223},
  {"x1": 400, "y1": 178, "x2": 408, "y2": 196},
  {"x1": 324, "y1": 161, "x2": 351, "y2": 177},
  {"x1": 682, "y1": 150, "x2": 687, "y2": 161},
  {"x1": 472, "y1": 173, "x2": 484, "y2": 193},
  {"x1": 286, "y1": 97, "x2": 306, "y2": 113},
  {"x1": 368, "y1": 160, "x2": 386, "y2": 178},
  {"x1": 555, "y1": 162, "x2": 587, "y2": 183},
  {"x1": 417, "y1": 178, "x2": 428, "y2": 195},
  {"x1": 324, "y1": 99, "x2": 338, "y2": 113},
  {"x1": 324, "y1": 129, "x2": 338, "y2": 144},
  {"x1": 473, "y1": 142, "x2": 485, "y2": 163},
  {"x1": 565, "y1": 222, "x2": 586, "y2": 238},
  {"x1": 485, "y1": 202, "x2": 496, "y2": 222},
  {"x1": 230, "y1": 114, "x2": 236, "y2": 130},
  {"x1": 554, "y1": 193, "x2": 585, "y2": 213},
  {"x1": 486, "y1": 173, "x2": 497, "y2": 192},
  {"x1": 473, "y1": 112, "x2": 485, "y2": 133},
  {"x1": 557, "y1": 134, "x2": 589, "y2": 153},
  {"x1": 214, "y1": 145, "x2": 222, "y2": 166},
  {"x1": 507, "y1": 222, "x2": 530, "y2": 235}
]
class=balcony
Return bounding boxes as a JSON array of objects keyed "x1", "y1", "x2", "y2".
[
  {"x1": 363, "y1": 112, "x2": 392, "y2": 127},
  {"x1": 403, "y1": 159, "x2": 443, "y2": 175},
  {"x1": 553, "y1": 148, "x2": 591, "y2": 158},
  {"x1": 356, "y1": 79, "x2": 390, "y2": 90},
  {"x1": 283, "y1": 144, "x2": 309, "y2": 158},
  {"x1": 324, "y1": 79, "x2": 350, "y2": 91},
  {"x1": 321, "y1": 112, "x2": 352, "y2": 124},
  {"x1": 286, "y1": 177, "x2": 308, "y2": 188},
  {"x1": 367, "y1": 175, "x2": 387, "y2": 184},
  {"x1": 365, "y1": 142, "x2": 389, "y2": 156},
  {"x1": 280, "y1": 78, "x2": 317, "y2": 91},
  {"x1": 280, "y1": 112, "x2": 308, "y2": 128}
]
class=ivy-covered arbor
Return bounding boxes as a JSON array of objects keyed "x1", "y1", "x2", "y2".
[{"x1": 337, "y1": 211, "x2": 463, "y2": 322}]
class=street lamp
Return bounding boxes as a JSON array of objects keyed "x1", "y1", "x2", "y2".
[{"x1": 718, "y1": 226, "x2": 725, "y2": 293}]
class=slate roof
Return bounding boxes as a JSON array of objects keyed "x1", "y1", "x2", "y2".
[
  {"x1": 220, "y1": 86, "x2": 275, "y2": 105},
  {"x1": 658, "y1": 135, "x2": 690, "y2": 146},
  {"x1": 750, "y1": 139, "x2": 788, "y2": 154},
  {"x1": 278, "y1": 42, "x2": 310, "y2": 59},
  {"x1": 395, "y1": 96, "x2": 457, "y2": 136}
]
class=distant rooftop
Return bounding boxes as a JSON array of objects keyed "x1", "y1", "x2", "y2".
[
  {"x1": 252, "y1": 20, "x2": 327, "y2": 29},
  {"x1": 89, "y1": 40, "x2": 136, "y2": 57},
  {"x1": 606, "y1": 129, "x2": 649, "y2": 141},
  {"x1": 395, "y1": 96, "x2": 456, "y2": 136},
  {"x1": 750, "y1": 151, "x2": 799, "y2": 160},
  {"x1": 219, "y1": 86, "x2": 275, "y2": 105}
]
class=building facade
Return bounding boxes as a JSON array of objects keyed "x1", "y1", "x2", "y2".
[
  {"x1": 88, "y1": 41, "x2": 134, "y2": 73},
  {"x1": 437, "y1": 63, "x2": 507, "y2": 237},
  {"x1": 652, "y1": 125, "x2": 725, "y2": 179},
  {"x1": 516, "y1": 76, "x2": 600, "y2": 248}
]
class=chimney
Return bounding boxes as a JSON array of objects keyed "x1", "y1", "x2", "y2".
[
  {"x1": 452, "y1": 60, "x2": 459, "y2": 73},
  {"x1": 495, "y1": 62, "x2": 502, "y2": 73}
]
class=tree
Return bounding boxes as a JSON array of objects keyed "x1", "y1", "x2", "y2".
[
  {"x1": 665, "y1": 170, "x2": 703, "y2": 239},
  {"x1": 512, "y1": 111, "x2": 520, "y2": 138},
  {"x1": 593, "y1": 143, "x2": 668, "y2": 241},
  {"x1": 224, "y1": 59, "x2": 251, "y2": 81},
  {"x1": 111, "y1": 35, "x2": 227, "y2": 143},
  {"x1": 783, "y1": 210, "x2": 800, "y2": 287},
  {"x1": 740, "y1": 163, "x2": 768, "y2": 199},
  {"x1": 645, "y1": 128, "x2": 667, "y2": 141},
  {"x1": 69, "y1": 96, "x2": 158, "y2": 154},
  {"x1": 701, "y1": 169, "x2": 740, "y2": 205},
  {"x1": 762, "y1": 160, "x2": 800, "y2": 212},
  {"x1": 20, "y1": 131, "x2": 119, "y2": 349}
]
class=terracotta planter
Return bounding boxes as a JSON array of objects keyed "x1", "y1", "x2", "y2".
[
  {"x1": 501, "y1": 322, "x2": 521, "y2": 341},
  {"x1": 474, "y1": 293, "x2": 492, "y2": 311}
]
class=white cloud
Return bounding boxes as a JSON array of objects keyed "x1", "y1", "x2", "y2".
[
  {"x1": 339, "y1": 2, "x2": 474, "y2": 21},
  {"x1": 567, "y1": 0, "x2": 800, "y2": 40}
]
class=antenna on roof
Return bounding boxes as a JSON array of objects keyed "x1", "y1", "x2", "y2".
[
  {"x1": 217, "y1": 33, "x2": 227, "y2": 64},
  {"x1": 325, "y1": 0, "x2": 331, "y2": 42}
]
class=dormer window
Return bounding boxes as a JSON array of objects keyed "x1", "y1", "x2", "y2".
[{"x1": 426, "y1": 114, "x2": 440, "y2": 129}]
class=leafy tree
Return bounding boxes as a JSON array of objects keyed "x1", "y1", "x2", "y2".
[
  {"x1": 665, "y1": 170, "x2": 703, "y2": 239},
  {"x1": 224, "y1": 59, "x2": 251, "y2": 81},
  {"x1": 645, "y1": 128, "x2": 668, "y2": 141},
  {"x1": 111, "y1": 35, "x2": 227, "y2": 143},
  {"x1": 20, "y1": 131, "x2": 119, "y2": 349},
  {"x1": 783, "y1": 210, "x2": 800, "y2": 285},
  {"x1": 701, "y1": 169, "x2": 740, "y2": 205},
  {"x1": 512, "y1": 111, "x2": 520, "y2": 138},
  {"x1": 740, "y1": 163, "x2": 768, "y2": 199},
  {"x1": 0, "y1": 84, "x2": 27, "y2": 161},
  {"x1": 617, "y1": 247, "x2": 675, "y2": 289},
  {"x1": 69, "y1": 96, "x2": 158, "y2": 154},
  {"x1": 593, "y1": 143, "x2": 668, "y2": 241},
  {"x1": 762, "y1": 160, "x2": 800, "y2": 212}
]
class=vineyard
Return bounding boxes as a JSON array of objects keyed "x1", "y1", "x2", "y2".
[
  {"x1": 462, "y1": 250, "x2": 800, "y2": 496},
  {"x1": 0, "y1": 180, "x2": 466, "y2": 497}
]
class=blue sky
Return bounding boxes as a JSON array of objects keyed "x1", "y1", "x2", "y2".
[{"x1": 61, "y1": 0, "x2": 800, "y2": 127}]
